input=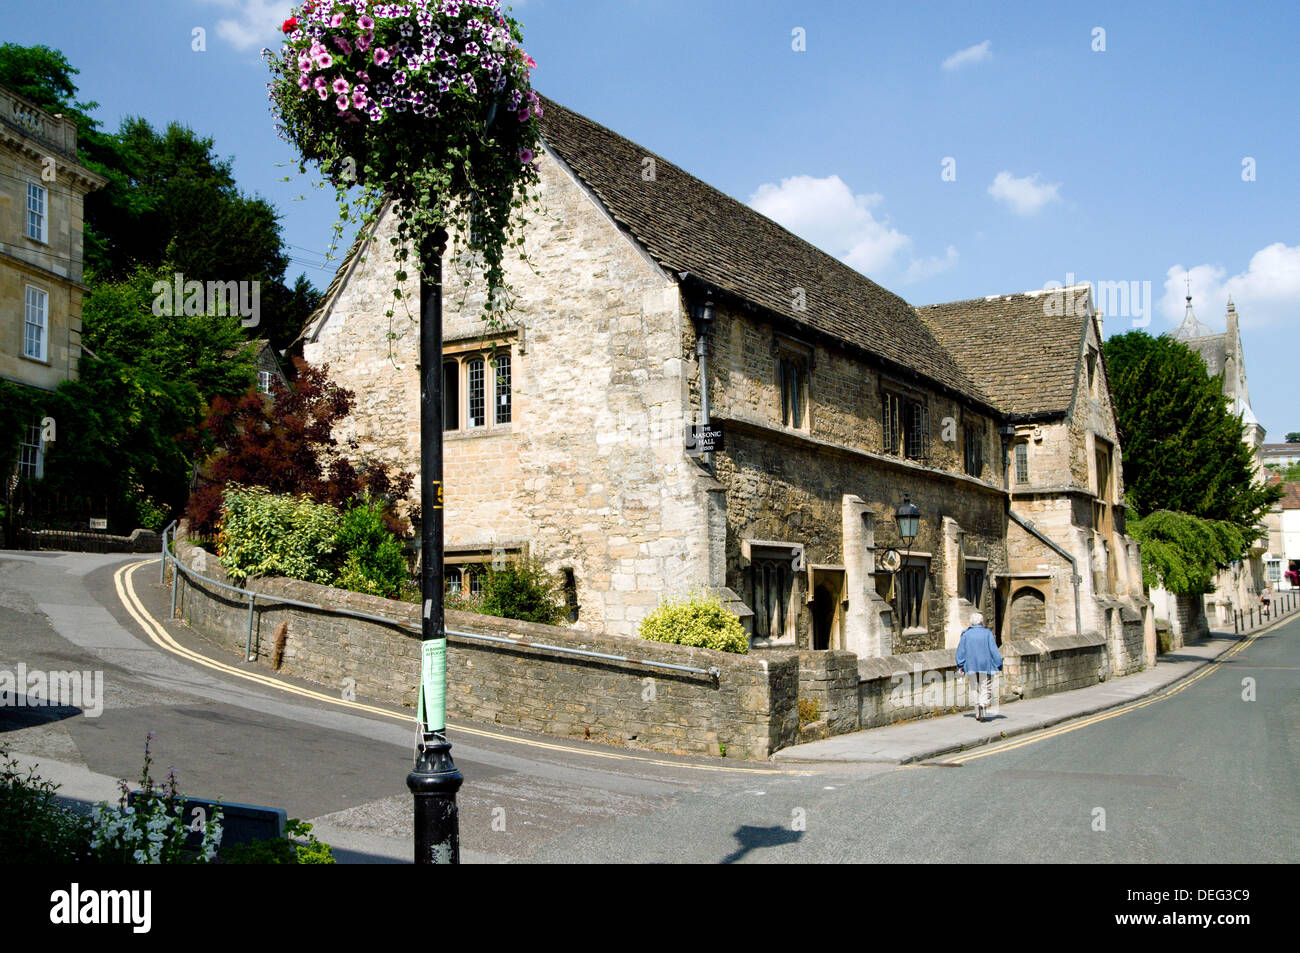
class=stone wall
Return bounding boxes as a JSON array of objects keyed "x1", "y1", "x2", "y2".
[
  {"x1": 169, "y1": 540, "x2": 797, "y2": 759},
  {"x1": 715, "y1": 421, "x2": 1009, "y2": 656},
  {"x1": 782, "y1": 650, "x2": 858, "y2": 741},
  {"x1": 1001, "y1": 633, "x2": 1110, "y2": 700}
]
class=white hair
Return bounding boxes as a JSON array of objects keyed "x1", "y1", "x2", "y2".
[{"x1": 970, "y1": 612, "x2": 985, "y2": 627}]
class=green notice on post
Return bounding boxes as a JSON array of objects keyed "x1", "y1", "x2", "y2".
[{"x1": 417, "y1": 638, "x2": 447, "y2": 733}]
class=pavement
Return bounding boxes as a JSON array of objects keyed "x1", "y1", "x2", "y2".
[
  {"x1": 774, "y1": 607, "x2": 1297, "y2": 765},
  {"x1": 5, "y1": 548, "x2": 1296, "y2": 863}
]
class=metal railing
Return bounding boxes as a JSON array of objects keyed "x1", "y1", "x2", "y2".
[
  {"x1": 1233, "y1": 589, "x2": 1298, "y2": 633},
  {"x1": 159, "y1": 523, "x2": 720, "y2": 680}
]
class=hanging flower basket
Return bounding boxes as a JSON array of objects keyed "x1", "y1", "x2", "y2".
[{"x1": 266, "y1": 0, "x2": 543, "y2": 314}]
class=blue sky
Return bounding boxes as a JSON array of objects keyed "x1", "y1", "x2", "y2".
[{"x1": 9, "y1": 0, "x2": 1298, "y2": 437}]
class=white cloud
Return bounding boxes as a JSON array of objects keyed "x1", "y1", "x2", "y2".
[
  {"x1": 198, "y1": 0, "x2": 294, "y2": 51},
  {"x1": 942, "y1": 40, "x2": 992, "y2": 71},
  {"x1": 1161, "y1": 243, "x2": 1300, "y2": 329},
  {"x1": 987, "y1": 170, "x2": 1061, "y2": 216},
  {"x1": 747, "y1": 174, "x2": 957, "y2": 283}
]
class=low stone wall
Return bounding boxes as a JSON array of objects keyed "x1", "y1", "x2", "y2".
[
  {"x1": 15, "y1": 527, "x2": 160, "y2": 553},
  {"x1": 859, "y1": 649, "x2": 971, "y2": 728},
  {"x1": 782, "y1": 650, "x2": 858, "y2": 741},
  {"x1": 1001, "y1": 633, "x2": 1110, "y2": 699},
  {"x1": 169, "y1": 540, "x2": 798, "y2": 759}
]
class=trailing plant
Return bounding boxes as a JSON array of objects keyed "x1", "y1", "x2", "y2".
[
  {"x1": 265, "y1": 0, "x2": 544, "y2": 327},
  {"x1": 1129, "y1": 509, "x2": 1252, "y2": 596},
  {"x1": 639, "y1": 591, "x2": 749, "y2": 654}
]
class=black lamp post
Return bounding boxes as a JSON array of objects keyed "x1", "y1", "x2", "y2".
[
  {"x1": 877, "y1": 494, "x2": 921, "y2": 635},
  {"x1": 895, "y1": 494, "x2": 920, "y2": 551},
  {"x1": 406, "y1": 226, "x2": 464, "y2": 864},
  {"x1": 688, "y1": 291, "x2": 715, "y2": 468}
]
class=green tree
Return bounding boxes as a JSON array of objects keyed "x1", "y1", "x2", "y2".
[
  {"x1": 1104, "y1": 331, "x2": 1279, "y2": 529},
  {"x1": 36, "y1": 268, "x2": 257, "y2": 531},
  {"x1": 0, "y1": 42, "x2": 320, "y2": 351},
  {"x1": 1286, "y1": 432, "x2": 1300, "y2": 443}
]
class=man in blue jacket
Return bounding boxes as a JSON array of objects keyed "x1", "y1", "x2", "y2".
[{"x1": 955, "y1": 613, "x2": 1002, "y2": 722}]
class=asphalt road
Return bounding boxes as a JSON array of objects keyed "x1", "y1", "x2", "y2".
[{"x1": 1, "y1": 550, "x2": 1295, "y2": 863}]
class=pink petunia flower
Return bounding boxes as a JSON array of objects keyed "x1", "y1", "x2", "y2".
[
  {"x1": 358, "y1": 15, "x2": 374, "y2": 30},
  {"x1": 352, "y1": 89, "x2": 368, "y2": 108},
  {"x1": 524, "y1": 54, "x2": 537, "y2": 69},
  {"x1": 356, "y1": 33, "x2": 372, "y2": 51},
  {"x1": 317, "y1": 85, "x2": 331, "y2": 100},
  {"x1": 333, "y1": 76, "x2": 350, "y2": 94},
  {"x1": 373, "y1": 47, "x2": 390, "y2": 65},
  {"x1": 519, "y1": 147, "x2": 534, "y2": 164},
  {"x1": 518, "y1": 107, "x2": 530, "y2": 121},
  {"x1": 336, "y1": 94, "x2": 350, "y2": 110},
  {"x1": 329, "y1": 13, "x2": 345, "y2": 27},
  {"x1": 334, "y1": 36, "x2": 354, "y2": 55},
  {"x1": 356, "y1": 70, "x2": 370, "y2": 82},
  {"x1": 315, "y1": 51, "x2": 333, "y2": 69}
]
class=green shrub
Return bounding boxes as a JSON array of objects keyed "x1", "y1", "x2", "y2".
[
  {"x1": 477, "y1": 555, "x2": 568, "y2": 625},
  {"x1": 332, "y1": 498, "x2": 409, "y2": 598},
  {"x1": 639, "y1": 591, "x2": 749, "y2": 654},
  {"x1": 219, "y1": 818, "x2": 335, "y2": 864},
  {"x1": 216, "y1": 485, "x2": 340, "y2": 584},
  {"x1": 0, "y1": 748, "x2": 93, "y2": 862}
]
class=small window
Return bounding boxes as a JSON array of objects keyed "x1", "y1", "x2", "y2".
[
  {"x1": 24, "y1": 286, "x2": 48, "y2": 361},
  {"x1": 751, "y1": 558, "x2": 793, "y2": 638},
  {"x1": 883, "y1": 391, "x2": 929, "y2": 461},
  {"x1": 494, "y1": 351, "x2": 511, "y2": 424},
  {"x1": 964, "y1": 565, "x2": 985, "y2": 606},
  {"x1": 778, "y1": 356, "x2": 806, "y2": 429},
  {"x1": 18, "y1": 422, "x2": 43, "y2": 480},
  {"x1": 1014, "y1": 442, "x2": 1029, "y2": 484},
  {"x1": 562, "y1": 568, "x2": 579, "y2": 623},
  {"x1": 898, "y1": 559, "x2": 928, "y2": 631},
  {"x1": 1086, "y1": 348, "x2": 1098, "y2": 396},
  {"x1": 963, "y1": 423, "x2": 982, "y2": 477},
  {"x1": 444, "y1": 347, "x2": 512, "y2": 431},
  {"x1": 467, "y1": 357, "x2": 486, "y2": 428},
  {"x1": 27, "y1": 183, "x2": 47, "y2": 243},
  {"x1": 257, "y1": 371, "x2": 273, "y2": 394}
]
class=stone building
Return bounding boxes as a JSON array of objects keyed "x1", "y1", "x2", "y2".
[
  {"x1": 0, "y1": 83, "x2": 105, "y2": 479},
  {"x1": 301, "y1": 96, "x2": 1150, "y2": 669},
  {"x1": 918, "y1": 288, "x2": 1151, "y2": 674}
]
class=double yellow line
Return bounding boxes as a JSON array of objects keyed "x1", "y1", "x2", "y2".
[
  {"x1": 113, "y1": 560, "x2": 803, "y2": 775},
  {"x1": 938, "y1": 622, "x2": 1276, "y2": 764}
]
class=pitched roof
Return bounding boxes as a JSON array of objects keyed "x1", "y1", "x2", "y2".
[
  {"x1": 1283, "y1": 483, "x2": 1300, "y2": 510},
  {"x1": 534, "y1": 96, "x2": 989, "y2": 404},
  {"x1": 915, "y1": 287, "x2": 1090, "y2": 417}
]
